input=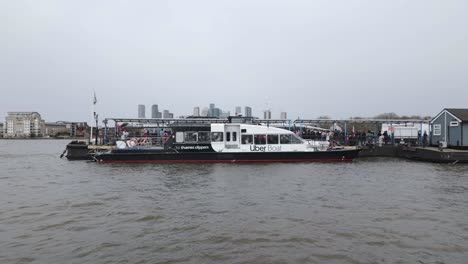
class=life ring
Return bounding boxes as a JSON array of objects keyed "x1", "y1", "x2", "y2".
[{"x1": 129, "y1": 138, "x2": 138, "y2": 147}]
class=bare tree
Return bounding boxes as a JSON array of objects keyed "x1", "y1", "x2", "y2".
[{"x1": 374, "y1": 112, "x2": 400, "y2": 119}]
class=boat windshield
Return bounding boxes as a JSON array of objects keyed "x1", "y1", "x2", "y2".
[
  {"x1": 292, "y1": 134, "x2": 304, "y2": 143},
  {"x1": 280, "y1": 134, "x2": 303, "y2": 144}
]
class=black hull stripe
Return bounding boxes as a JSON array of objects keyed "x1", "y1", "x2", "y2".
[
  {"x1": 99, "y1": 158, "x2": 354, "y2": 163},
  {"x1": 96, "y1": 149, "x2": 360, "y2": 163}
]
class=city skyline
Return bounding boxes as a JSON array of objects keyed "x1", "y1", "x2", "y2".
[
  {"x1": 0, "y1": 103, "x2": 282, "y2": 122},
  {"x1": 0, "y1": 101, "x2": 441, "y2": 123}
]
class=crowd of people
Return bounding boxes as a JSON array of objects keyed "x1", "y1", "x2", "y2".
[{"x1": 299, "y1": 128, "x2": 429, "y2": 147}]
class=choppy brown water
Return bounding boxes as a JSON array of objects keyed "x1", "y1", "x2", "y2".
[{"x1": 1, "y1": 140, "x2": 467, "y2": 264}]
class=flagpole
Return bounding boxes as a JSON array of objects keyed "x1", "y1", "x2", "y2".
[{"x1": 90, "y1": 90, "x2": 94, "y2": 144}]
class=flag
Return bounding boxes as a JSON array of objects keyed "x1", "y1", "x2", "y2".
[{"x1": 93, "y1": 91, "x2": 97, "y2": 105}]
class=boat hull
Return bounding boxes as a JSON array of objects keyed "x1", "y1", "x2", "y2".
[{"x1": 95, "y1": 149, "x2": 360, "y2": 163}]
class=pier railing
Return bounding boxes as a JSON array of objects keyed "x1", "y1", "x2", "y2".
[
  {"x1": 98, "y1": 117, "x2": 431, "y2": 147},
  {"x1": 123, "y1": 136, "x2": 167, "y2": 148}
]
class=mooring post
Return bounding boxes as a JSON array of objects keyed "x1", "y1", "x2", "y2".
[
  {"x1": 344, "y1": 121, "x2": 348, "y2": 145},
  {"x1": 374, "y1": 123, "x2": 378, "y2": 144},
  {"x1": 420, "y1": 121, "x2": 423, "y2": 145},
  {"x1": 299, "y1": 119, "x2": 302, "y2": 137},
  {"x1": 115, "y1": 122, "x2": 118, "y2": 142},
  {"x1": 95, "y1": 114, "x2": 99, "y2": 145},
  {"x1": 103, "y1": 119, "x2": 108, "y2": 145}
]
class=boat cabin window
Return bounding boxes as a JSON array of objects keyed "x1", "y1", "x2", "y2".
[
  {"x1": 254, "y1": 134, "x2": 267, "y2": 145},
  {"x1": 226, "y1": 132, "x2": 231, "y2": 142},
  {"x1": 232, "y1": 132, "x2": 237, "y2": 141},
  {"x1": 211, "y1": 132, "x2": 223, "y2": 142},
  {"x1": 241, "y1": 129, "x2": 247, "y2": 133},
  {"x1": 242, "y1": 135, "x2": 253, "y2": 144},
  {"x1": 198, "y1": 132, "x2": 210, "y2": 143},
  {"x1": 176, "y1": 132, "x2": 184, "y2": 143},
  {"x1": 184, "y1": 131, "x2": 197, "y2": 143},
  {"x1": 267, "y1": 134, "x2": 279, "y2": 144}
]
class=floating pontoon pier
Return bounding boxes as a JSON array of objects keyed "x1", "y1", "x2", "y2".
[{"x1": 63, "y1": 117, "x2": 468, "y2": 163}]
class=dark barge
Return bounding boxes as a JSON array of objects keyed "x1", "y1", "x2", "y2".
[
  {"x1": 63, "y1": 141, "x2": 113, "y2": 160},
  {"x1": 398, "y1": 146, "x2": 468, "y2": 164}
]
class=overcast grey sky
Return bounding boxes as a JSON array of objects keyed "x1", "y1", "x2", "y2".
[{"x1": 1, "y1": 0, "x2": 467, "y2": 122}]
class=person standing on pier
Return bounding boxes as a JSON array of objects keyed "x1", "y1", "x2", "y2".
[
  {"x1": 423, "y1": 131, "x2": 428, "y2": 148},
  {"x1": 378, "y1": 134, "x2": 384, "y2": 147}
]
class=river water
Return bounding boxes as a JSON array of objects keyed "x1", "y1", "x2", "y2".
[{"x1": 0, "y1": 140, "x2": 467, "y2": 264}]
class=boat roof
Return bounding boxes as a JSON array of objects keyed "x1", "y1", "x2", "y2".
[{"x1": 103, "y1": 117, "x2": 431, "y2": 128}]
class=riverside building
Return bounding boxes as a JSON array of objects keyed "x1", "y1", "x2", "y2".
[
  {"x1": 430, "y1": 108, "x2": 468, "y2": 149},
  {"x1": 44, "y1": 122, "x2": 90, "y2": 138},
  {"x1": 3, "y1": 112, "x2": 45, "y2": 138}
]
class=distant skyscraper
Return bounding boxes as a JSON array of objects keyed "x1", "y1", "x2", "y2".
[
  {"x1": 213, "y1": 108, "x2": 221, "y2": 118},
  {"x1": 245, "y1": 106, "x2": 252, "y2": 117},
  {"x1": 235, "y1": 106, "x2": 242, "y2": 116},
  {"x1": 220, "y1": 111, "x2": 231, "y2": 118},
  {"x1": 280, "y1": 112, "x2": 287, "y2": 120},
  {"x1": 208, "y1": 103, "x2": 215, "y2": 117},
  {"x1": 263, "y1": 110, "x2": 271, "y2": 120},
  {"x1": 163, "y1": 110, "x2": 170, "y2": 118},
  {"x1": 138, "y1": 104, "x2": 145, "y2": 118},
  {"x1": 201, "y1": 107, "x2": 209, "y2": 116},
  {"x1": 193, "y1": 107, "x2": 200, "y2": 116},
  {"x1": 151, "y1": 104, "x2": 160, "y2": 118}
]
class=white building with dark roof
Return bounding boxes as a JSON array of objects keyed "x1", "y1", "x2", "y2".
[{"x1": 3, "y1": 112, "x2": 45, "y2": 138}]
